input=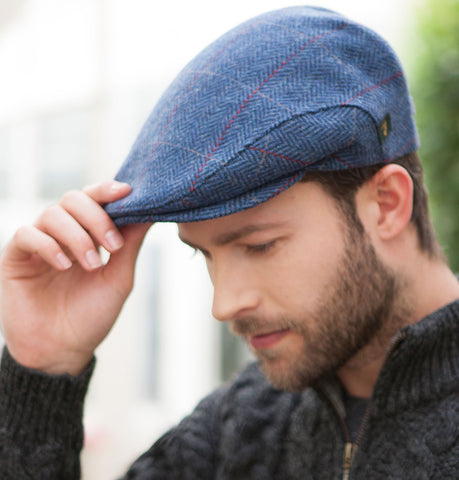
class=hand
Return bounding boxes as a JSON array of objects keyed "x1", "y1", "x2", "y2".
[{"x1": 0, "y1": 181, "x2": 152, "y2": 375}]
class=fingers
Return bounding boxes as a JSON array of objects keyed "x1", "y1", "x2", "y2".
[
  {"x1": 35, "y1": 205, "x2": 103, "y2": 271},
  {"x1": 82, "y1": 181, "x2": 131, "y2": 204},
  {"x1": 7, "y1": 181, "x2": 136, "y2": 272},
  {"x1": 10, "y1": 225, "x2": 73, "y2": 270},
  {"x1": 59, "y1": 189, "x2": 125, "y2": 252}
]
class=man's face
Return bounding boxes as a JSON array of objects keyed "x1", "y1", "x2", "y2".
[{"x1": 178, "y1": 181, "x2": 401, "y2": 391}]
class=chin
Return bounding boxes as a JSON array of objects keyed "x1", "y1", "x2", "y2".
[{"x1": 257, "y1": 355, "x2": 317, "y2": 392}]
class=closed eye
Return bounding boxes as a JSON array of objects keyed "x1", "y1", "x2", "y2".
[
  {"x1": 187, "y1": 245, "x2": 210, "y2": 259},
  {"x1": 196, "y1": 247, "x2": 211, "y2": 259},
  {"x1": 246, "y1": 240, "x2": 276, "y2": 254}
]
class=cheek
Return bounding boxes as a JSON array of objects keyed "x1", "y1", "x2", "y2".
[{"x1": 270, "y1": 234, "x2": 344, "y2": 307}]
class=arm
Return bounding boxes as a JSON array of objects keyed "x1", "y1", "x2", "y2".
[
  {"x1": 0, "y1": 348, "x2": 94, "y2": 479},
  {"x1": 0, "y1": 182, "x2": 151, "y2": 478}
]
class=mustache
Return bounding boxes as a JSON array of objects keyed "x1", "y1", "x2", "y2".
[{"x1": 230, "y1": 316, "x2": 298, "y2": 336}]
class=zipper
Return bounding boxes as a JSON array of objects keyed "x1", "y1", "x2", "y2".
[
  {"x1": 321, "y1": 330, "x2": 408, "y2": 480},
  {"x1": 318, "y1": 384, "x2": 357, "y2": 480},
  {"x1": 342, "y1": 400, "x2": 371, "y2": 480},
  {"x1": 342, "y1": 442, "x2": 354, "y2": 480}
]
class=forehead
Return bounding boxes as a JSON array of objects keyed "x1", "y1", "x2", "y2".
[{"x1": 177, "y1": 181, "x2": 336, "y2": 243}]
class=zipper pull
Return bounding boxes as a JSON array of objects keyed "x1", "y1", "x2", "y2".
[{"x1": 342, "y1": 442, "x2": 354, "y2": 480}]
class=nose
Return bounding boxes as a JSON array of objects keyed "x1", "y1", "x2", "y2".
[{"x1": 211, "y1": 264, "x2": 260, "y2": 322}]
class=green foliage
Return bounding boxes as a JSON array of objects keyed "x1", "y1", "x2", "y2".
[{"x1": 410, "y1": 0, "x2": 459, "y2": 270}]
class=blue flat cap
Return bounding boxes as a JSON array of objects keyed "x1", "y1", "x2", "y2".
[{"x1": 106, "y1": 6, "x2": 419, "y2": 225}]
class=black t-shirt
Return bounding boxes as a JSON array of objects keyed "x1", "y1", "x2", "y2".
[{"x1": 342, "y1": 390, "x2": 370, "y2": 443}]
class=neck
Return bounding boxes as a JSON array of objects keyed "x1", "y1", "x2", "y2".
[{"x1": 337, "y1": 256, "x2": 459, "y2": 398}]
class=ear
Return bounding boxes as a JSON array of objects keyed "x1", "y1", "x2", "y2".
[{"x1": 357, "y1": 164, "x2": 414, "y2": 241}]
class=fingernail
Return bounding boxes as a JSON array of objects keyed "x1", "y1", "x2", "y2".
[
  {"x1": 105, "y1": 230, "x2": 124, "y2": 251},
  {"x1": 111, "y1": 181, "x2": 130, "y2": 193},
  {"x1": 57, "y1": 252, "x2": 72, "y2": 270},
  {"x1": 86, "y1": 249, "x2": 102, "y2": 269}
]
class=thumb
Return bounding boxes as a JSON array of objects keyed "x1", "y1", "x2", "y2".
[{"x1": 103, "y1": 223, "x2": 153, "y2": 291}]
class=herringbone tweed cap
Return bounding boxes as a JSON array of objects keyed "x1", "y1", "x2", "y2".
[{"x1": 106, "y1": 6, "x2": 419, "y2": 225}]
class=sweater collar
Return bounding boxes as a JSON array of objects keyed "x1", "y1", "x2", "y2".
[
  {"x1": 317, "y1": 298, "x2": 459, "y2": 416},
  {"x1": 371, "y1": 297, "x2": 459, "y2": 414}
]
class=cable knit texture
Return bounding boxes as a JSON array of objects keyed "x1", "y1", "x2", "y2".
[{"x1": 1, "y1": 299, "x2": 459, "y2": 479}]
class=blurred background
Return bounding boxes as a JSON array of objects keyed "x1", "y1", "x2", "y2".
[{"x1": 0, "y1": 0, "x2": 457, "y2": 478}]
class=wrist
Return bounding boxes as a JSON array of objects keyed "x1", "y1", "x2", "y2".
[{"x1": 6, "y1": 344, "x2": 94, "y2": 376}]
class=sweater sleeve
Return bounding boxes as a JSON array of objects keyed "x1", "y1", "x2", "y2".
[
  {"x1": 0, "y1": 347, "x2": 94, "y2": 480},
  {"x1": 0, "y1": 344, "x2": 228, "y2": 480}
]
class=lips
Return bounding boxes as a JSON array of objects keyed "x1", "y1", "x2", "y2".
[{"x1": 249, "y1": 329, "x2": 290, "y2": 349}]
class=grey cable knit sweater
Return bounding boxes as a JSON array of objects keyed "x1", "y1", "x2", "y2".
[{"x1": 1, "y1": 299, "x2": 459, "y2": 479}]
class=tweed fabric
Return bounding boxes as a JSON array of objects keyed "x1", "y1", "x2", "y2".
[{"x1": 105, "y1": 6, "x2": 419, "y2": 225}]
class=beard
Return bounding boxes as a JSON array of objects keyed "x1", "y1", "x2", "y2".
[{"x1": 230, "y1": 225, "x2": 411, "y2": 392}]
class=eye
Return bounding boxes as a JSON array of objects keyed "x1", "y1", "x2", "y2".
[
  {"x1": 196, "y1": 247, "x2": 211, "y2": 259},
  {"x1": 246, "y1": 240, "x2": 276, "y2": 254},
  {"x1": 188, "y1": 246, "x2": 210, "y2": 259},
  {"x1": 201, "y1": 249, "x2": 211, "y2": 259}
]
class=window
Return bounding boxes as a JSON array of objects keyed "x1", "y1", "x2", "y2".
[
  {"x1": 142, "y1": 241, "x2": 160, "y2": 398},
  {"x1": 220, "y1": 324, "x2": 253, "y2": 381},
  {"x1": 36, "y1": 109, "x2": 92, "y2": 199},
  {"x1": 0, "y1": 128, "x2": 9, "y2": 199}
]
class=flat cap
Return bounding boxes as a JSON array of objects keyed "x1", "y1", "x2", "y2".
[{"x1": 106, "y1": 6, "x2": 419, "y2": 225}]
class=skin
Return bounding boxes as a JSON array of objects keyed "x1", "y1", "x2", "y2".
[
  {"x1": 178, "y1": 178, "x2": 409, "y2": 394},
  {"x1": 0, "y1": 182, "x2": 151, "y2": 375},
  {"x1": 1, "y1": 167, "x2": 458, "y2": 398},
  {"x1": 180, "y1": 165, "x2": 459, "y2": 396}
]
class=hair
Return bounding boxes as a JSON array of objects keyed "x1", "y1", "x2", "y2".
[{"x1": 301, "y1": 151, "x2": 443, "y2": 259}]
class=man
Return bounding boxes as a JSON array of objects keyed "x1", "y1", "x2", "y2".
[{"x1": 1, "y1": 6, "x2": 458, "y2": 479}]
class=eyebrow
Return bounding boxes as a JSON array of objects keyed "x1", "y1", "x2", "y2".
[
  {"x1": 213, "y1": 223, "x2": 286, "y2": 246},
  {"x1": 179, "y1": 222, "x2": 286, "y2": 250}
]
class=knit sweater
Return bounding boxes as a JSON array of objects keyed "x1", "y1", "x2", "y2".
[{"x1": 1, "y1": 299, "x2": 459, "y2": 479}]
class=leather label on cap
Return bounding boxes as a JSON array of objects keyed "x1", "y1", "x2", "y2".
[{"x1": 378, "y1": 114, "x2": 392, "y2": 144}]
